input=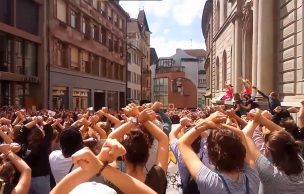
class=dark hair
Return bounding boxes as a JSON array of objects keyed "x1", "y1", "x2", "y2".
[
  {"x1": 122, "y1": 130, "x2": 150, "y2": 166},
  {"x1": 27, "y1": 126, "x2": 44, "y2": 149},
  {"x1": 59, "y1": 127, "x2": 83, "y2": 157},
  {"x1": 233, "y1": 93, "x2": 241, "y2": 101},
  {"x1": 0, "y1": 160, "x2": 15, "y2": 183},
  {"x1": 207, "y1": 129, "x2": 246, "y2": 172},
  {"x1": 266, "y1": 130, "x2": 303, "y2": 175}
]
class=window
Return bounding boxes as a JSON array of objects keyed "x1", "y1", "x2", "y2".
[
  {"x1": 0, "y1": 33, "x2": 13, "y2": 72},
  {"x1": 108, "y1": 33, "x2": 113, "y2": 52},
  {"x1": 153, "y1": 78, "x2": 168, "y2": 106},
  {"x1": 92, "y1": 55, "x2": 99, "y2": 76},
  {"x1": 106, "y1": 60, "x2": 112, "y2": 78},
  {"x1": 119, "y1": 18, "x2": 123, "y2": 29},
  {"x1": 107, "y1": 7, "x2": 112, "y2": 21},
  {"x1": 199, "y1": 79, "x2": 203, "y2": 84},
  {"x1": 24, "y1": 41, "x2": 37, "y2": 76},
  {"x1": 98, "y1": 1, "x2": 105, "y2": 16},
  {"x1": 92, "y1": 24, "x2": 99, "y2": 41},
  {"x1": 82, "y1": 17, "x2": 90, "y2": 37},
  {"x1": 15, "y1": 40, "x2": 23, "y2": 74},
  {"x1": 100, "y1": 57, "x2": 106, "y2": 77},
  {"x1": 113, "y1": 13, "x2": 118, "y2": 26},
  {"x1": 92, "y1": 0, "x2": 98, "y2": 9},
  {"x1": 127, "y1": 88, "x2": 131, "y2": 98},
  {"x1": 127, "y1": 52, "x2": 131, "y2": 63},
  {"x1": 127, "y1": 71, "x2": 131, "y2": 82},
  {"x1": 70, "y1": 47, "x2": 79, "y2": 71},
  {"x1": 70, "y1": 9, "x2": 78, "y2": 28},
  {"x1": 57, "y1": 0, "x2": 67, "y2": 22},
  {"x1": 54, "y1": 40, "x2": 67, "y2": 68},
  {"x1": 216, "y1": 57, "x2": 220, "y2": 90},
  {"x1": 81, "y1": 51, "x2": 91, "y2": 73},
  {"x1": 113, "y1": 36, "x2": 118, "y2": 53},
  {"x1": 0, "y1": 0, "x2": 12, "y2": 25},
  {"x1": 16, "y1": 0, "x2": 39, "y2": 35},
  {"x1": 101, "y1": 26, "x2": 107, "y2": 45},
  {"x1": 203, "y1": 79, "x2": 206, "y2": 84}
]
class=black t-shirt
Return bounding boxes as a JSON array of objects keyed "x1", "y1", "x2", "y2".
[
  {"x1": 17, "y1": 124, "x2": 53, "y2": 177},
  {"x1": 145, "y1": 165, "x2": 167, "y2": 194},
  {"x1": 272, "y1": 110, "x2": 291, "y2": 124}
]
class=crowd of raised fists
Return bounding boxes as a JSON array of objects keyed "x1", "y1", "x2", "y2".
[{"x1": 0, "y1": 100, "x2": 303, "y2": 194}]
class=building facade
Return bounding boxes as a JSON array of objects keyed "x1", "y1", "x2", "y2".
[
  {"x1": 202, "y1": 0, "x2": 304, "y2": 107},
  {"x1": 126, "y1": 10, "x2": 150, "y2": 103},
  {"x1": 0, "y1": 0, "x2": 47, "y2": 109},
  {"x1": 127, "y1": 10, "x2": 151, "y2": 102},
  {"x1": 48, "y1": 0, "x2": 128, "y2": 110},
  {"x1": 151, "y1": 49, "x2": 206, "y2": 109}
]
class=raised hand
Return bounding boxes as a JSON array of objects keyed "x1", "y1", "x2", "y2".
[
  {"x1": 72, "y1": 147, "x2": 101, "y2": 173},
  {"x1": 98, "y1": 138, "x2": 126, "y2": 163},
  {"x1": 122, "y1": 103, "x2": 140, "y2": 117},
  {"x1": 180, "y1": 117, "x2": 193, "y2": 127},
  {"x1": 205, "y1": 111, "x2": 227, "y2": 124},
  {"x1": 138, "y1": 108, "x2": 156, "y2": 123},
  {"x1": 10, "y1": 143, "x2": 21, "y2": 153},
  {"x1": 152, "y1": 101, "x2": 163, "y2": 111}
]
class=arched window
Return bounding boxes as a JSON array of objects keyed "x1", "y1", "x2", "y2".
[
  {"x1": 216, "y1": 57, "x2": 220, "y2": 90},
  {"x1": 215, "y1": 0, "x2": 220, "y2": 31},
  {"x1": 222, "y1": 51, "x2": 227, "y2": 90}
]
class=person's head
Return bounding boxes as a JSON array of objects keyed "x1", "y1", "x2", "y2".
[
  {"x1": 207, "y1": 128, "x2": 246, "y2": 172},
  {"x1": 265, "y1": 130, "x2": 303, "y2": 175},
  {"x1": 233, "y1": 93, "x2": 241, "y2": 101},
  {"x1": 0, "y1": 159, "x2": 15, "y2": 184},
  {"x1": 243, "y1": 93, "x2": 251, "y2": 100},
  {"x1": 279, "y1": 117, "x2": 298, "y2": 137},
  {"x1": 59, "y1": 127, "x2": 84, "y2": 158},
  {"x1": 27, "y1": 125, "x2": 44, "y2": 149},
  {"x1": 269, "y1": 92, "x2": 279, "y2": 100},
  {"x1": 122, "y1": 130, "x2": 150, "y2": 167}
]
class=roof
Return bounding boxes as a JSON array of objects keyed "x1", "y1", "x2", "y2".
[
  {"x1": 184, "y1": 49, "x2": 207, "y2": 58},
  {"x1": 150, "y1": 48, "x2": 158, "y2": 65},
  {"x1": 201, "y1": 0, "x2": 213, "y2": 38},
  {"x1": 137, "y1": 10, "x2": 151, "y2": 32}
]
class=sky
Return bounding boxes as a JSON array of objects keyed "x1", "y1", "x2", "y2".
[{"x1": 120, "y1": 0, "x2": 207, "y2": 58}]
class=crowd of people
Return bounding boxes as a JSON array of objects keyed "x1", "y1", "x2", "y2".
[{"x1": 0, "y1": 82, "x2": 303, "y2": 194}]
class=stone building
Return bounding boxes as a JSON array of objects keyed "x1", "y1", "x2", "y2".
[
  {"x1": 151, "y1": 49, "x2": 206, "y2": 109},
  {"x1": 202, "y1": 0, "x2": 304, "y2": 107},
  {"x1": 0, "y1": 0, "x2": 47, "y2": 109},
  {"x1": 126, "y1": 10, "x2": 150, "y2": 103},
  {"x1": 49, "y1": 0, "x2": 128, "y2": 110}
]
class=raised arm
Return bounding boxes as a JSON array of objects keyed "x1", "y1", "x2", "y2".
[
  {"x1": 0, "y1": 144, "x2": 31, "y2": 194},
  {"x1": 139, "y1": 109, "x2": 169, "y2": 172},
  {"x1": 96, "y1": 107, "x2": 121, "y2": 128},
  {"x1": 169, "y1": 117, "x2": 192, "y2": 142}
]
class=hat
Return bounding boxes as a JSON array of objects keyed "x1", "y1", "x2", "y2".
[{"x1": 70, "y1": 182, "x2": 117, "y2": 194}]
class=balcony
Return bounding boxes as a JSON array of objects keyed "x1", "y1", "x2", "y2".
[{"x1": 156, "y1": 66, "x2": 185, "y2": 74}]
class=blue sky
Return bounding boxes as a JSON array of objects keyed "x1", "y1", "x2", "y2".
[{"x1": 120, "y1": 0, "x2": 207, "y2": 58}]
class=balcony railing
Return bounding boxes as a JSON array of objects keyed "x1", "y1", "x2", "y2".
[{"x1": 156, "y1": 66, "x2": 185, "y2": 74}]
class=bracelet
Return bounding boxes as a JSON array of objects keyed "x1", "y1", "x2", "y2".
[{"x1": 96, "y1": 161, "x2": 108, "y2": 177}]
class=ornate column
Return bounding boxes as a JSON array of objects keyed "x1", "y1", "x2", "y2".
[
  {"x1": 252, "y1": 0, "x2": 259, "y2": 87},
  {"x1": 234, "y1": 18, "x2": 242, "y2": 92},
  {"x1": 257, "y1": 0, "x2": 274, "y2": 94}
]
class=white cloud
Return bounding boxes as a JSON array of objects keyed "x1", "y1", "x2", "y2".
[
  {"x1": 151, "y1": 36, "x2": 206, "y2": 58},
  {"x1": 120, "y1": 0, "x2": 206, "y2": 27},
  {"x1": 163, "y1": 28, "x2": 170, "y2": 35}
]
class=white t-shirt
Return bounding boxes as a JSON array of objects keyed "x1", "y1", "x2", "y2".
[{"x1": 49, "y1": 150, "x2": 75, "y2": 183}]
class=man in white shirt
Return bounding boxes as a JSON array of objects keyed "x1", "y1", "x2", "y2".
[{"x1": 49, "y1": 127, "x2": 84, "y2": 183}]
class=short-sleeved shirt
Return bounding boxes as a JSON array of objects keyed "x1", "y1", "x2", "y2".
[
  {"x1": 256, "y1": 155, "x2": 304, "y2": 194},
  {"x1": 196, "y1": 165, "x2": 259, "y2": 194},
  {"x1": 170, "y1": 139, "x2": 210, "y2": 189}
]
